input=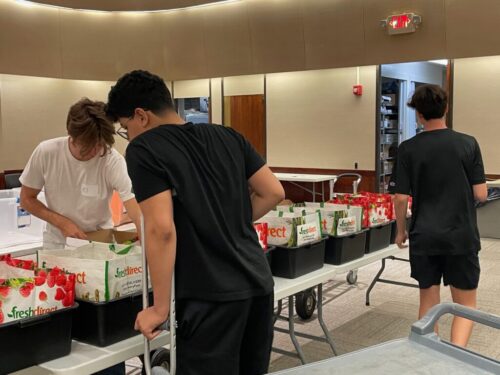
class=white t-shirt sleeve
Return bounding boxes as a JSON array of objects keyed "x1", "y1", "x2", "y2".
[
  {"x1": 19, "y1": 144, "x2": 46, "y2": 190},
  {"x1": 108, "y1": 151, "x2": 135, "y2": 202}
]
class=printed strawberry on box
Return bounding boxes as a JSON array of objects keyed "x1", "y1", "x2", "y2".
[
  {"x1": 254, "y1": 222, "x2": 268, "y2": 250},
  {"x1": 0, "y1": 255, "x2": 75, "y2": 325},
  {"x1": 329, "y1": 192, "x2": 394, "y2": 228}
]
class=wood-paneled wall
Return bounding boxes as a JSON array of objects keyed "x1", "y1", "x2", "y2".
[{"x1": 2, "y1": 0, "x2": 500, "y2": 81}]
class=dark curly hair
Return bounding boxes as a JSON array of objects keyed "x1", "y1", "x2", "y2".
[
  {"x1": 66, "y1": 98, "x2": 115, "y2": 157},
  {"x1": 407, "y1": 84, "x2": 448, "y2": 121},
  {"x1": 106, "y1": 70, "x2": 174, "y2": 121}
]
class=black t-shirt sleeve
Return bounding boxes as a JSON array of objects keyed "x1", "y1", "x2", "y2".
[
  {"x1": 395, "y1": 143, "x2": 411, "y2": 195},
  {"x1": 125, "y1": 141, "x2": 172, "y2": 203},
  {"x1": 469, "y1": 139, "x2": 486, "y2": 185}
]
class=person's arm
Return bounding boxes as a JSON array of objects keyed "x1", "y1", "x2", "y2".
[
  {"x1": 469, "y1": 139, "x2": 487, "y2": 203},
  {"x1": 134, "y1": 190, "x2": 176, "y2": 340},
  {"x1": 248, "y1": 165, "x2": 285, "y2": 221},
  {"x1": 473, "y1": 183, "x2": 487, "y2": 203},
  {"x1": 393, "y1": 142, "x2": 410, "y2": 248},
  {"x1": 20, "y1": 185, "x2": 87, "y2": 239},
  {"x1": 123, "y1": 198, "x2": 142, "y2": 235},
  {"x1": 394, "y1": 193, "x2": 409, "y2": 249}
]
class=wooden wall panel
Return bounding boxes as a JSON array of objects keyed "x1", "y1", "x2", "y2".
[
  {"x1": 247, "y1": 0, "x2": 306, "y2": 73},
  {"x1": 59, "y1": 10, "x2": 120, "y2": 80},
  {"x1": 446, "y1": 0, "x2": 500, "y2": 59},
  {"x1": 0, "y1": 1, "x2": 62, "y2": 78},
  {"x1": 32, "y1": 0, "x2": 228, "y2": 12},
  {"x1": 3, "y1": 0, "x2": 500, "y2": 82},
  {"x1": 159, "y1": 10, "x2": 208, "y2": 80},
  {"x1": 60, "y1": 10, "x2": 165, "y2": 80},
  {"x1": 202, "y1": 1, "x2": 254, "y2": 77},
  {"x1": 363, "y1": 0, "x2": 447, "y2": 65},
  {"x1": 303, "y1": 0, "x2": 365, "y2": 70}
]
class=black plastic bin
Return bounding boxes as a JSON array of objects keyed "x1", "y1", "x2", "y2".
[
  {"x1": 72, "y1": 291, "x2": 152, "y2": 347},
  {"x1": 0, "y1": 304, "x2": 77, "y2": 374},
  {"x1": 365, "y1": 222, "x2": 393, "y2": 253},
  {"x1": 271, "y1": 239, "x2": 325, "y2": 279},
  {"x1": 265, "y1": 246, "x2": 275, "y2": 268},
  {"x1": 324, "y1": 229, "x2": 368, "y2": 265}
]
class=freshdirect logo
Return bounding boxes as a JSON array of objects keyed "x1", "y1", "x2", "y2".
[
  {"x1": 299, "y1": 227, "x2": 317, "y2": 235},
  {"x1": 114, "y1": 266, "x2": 142, "y2": 278},
  {"x1": 7, "y1": 305, "x2": 57, "y2": 319},
  {"x1": 339, "y1": 218, "x2": 356, "y2": 227},
  {"x1": 268, "y1": 227, "x2": 287, "y2": 238}
]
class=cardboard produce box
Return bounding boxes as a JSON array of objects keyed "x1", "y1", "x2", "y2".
[{"x1": 85, "y1": 229, "x2": 138, "y2": 244}]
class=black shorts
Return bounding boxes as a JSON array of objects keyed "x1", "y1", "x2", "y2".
[
  {"x1": 176, "y1": 293, "x2": 274, "y2": 375},
  {"x1": 410, "y1": 252, "x2": 480, "y2": 290}
]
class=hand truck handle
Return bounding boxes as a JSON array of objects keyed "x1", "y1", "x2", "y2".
[{"x1": 411, "y1": 302, "x2": 500, "y2": 336}]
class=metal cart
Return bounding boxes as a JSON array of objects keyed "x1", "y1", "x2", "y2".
[
  {"x1": 270, "y1": 303, "x2": 500, "y2": 375},
  {"x1": 292, "y1": 173, "x2": 363, "y2": 321}
]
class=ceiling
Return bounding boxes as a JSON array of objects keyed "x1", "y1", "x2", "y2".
[{"x1": 23, "y1": 0, "x2": 231, "y2": 12}]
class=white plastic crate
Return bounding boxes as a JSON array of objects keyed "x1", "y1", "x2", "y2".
[
  {"x1": 0, "y1": 197, "x2": 45, "y2": 248},
  {"x1": 0, "y1": 188, "x2": 20, "y2": 199}
]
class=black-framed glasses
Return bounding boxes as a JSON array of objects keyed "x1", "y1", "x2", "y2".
[
  {"x1": 116, "y1": 115, "x2": 134, "y2": 141},
  {"x1": 116, "y1": 126, "x2": 129, "y2": 141}
]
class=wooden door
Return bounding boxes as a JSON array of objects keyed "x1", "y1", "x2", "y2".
[{"x1": 224, "y1": 95, "x2": 266, "y2": 158}]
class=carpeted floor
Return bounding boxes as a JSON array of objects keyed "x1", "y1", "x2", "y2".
[{"x1": 268, "y1": 238, "x2": 500, "y2": 373}]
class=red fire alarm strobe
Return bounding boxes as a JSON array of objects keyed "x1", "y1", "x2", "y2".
[{"x1": 353, "y1": 85, "x2": 363, "y2": 96}]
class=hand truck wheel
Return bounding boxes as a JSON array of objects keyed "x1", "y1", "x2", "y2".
[
  {"x1": 141, "y1": 349, "x2": 170, "y2": 375},
  {"x1": 295, "y1": 288, "x2": 317, "y2": 320},
  {"x1": 346, "y1": 270, "x2": 358, "y2": 285}
]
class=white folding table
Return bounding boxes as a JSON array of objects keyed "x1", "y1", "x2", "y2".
[
  {"x1": 0, "y1": 242, "x2": 42, "y2": 257},
  {"x1": 13, "y1": 245, "x2": 406, "y2": 374},
  {"x1": 274, "y1": 173, "x2": 337, "y2": 202},
  {"x1": 486, "y1": 179, "x2": 500, "y2": 188},
  {"x1": 272, "y1": 245, "x2": 406, "y2": 364},
  {"x1": 12, "y1": 333, "x2": 169, "y2": 375}
]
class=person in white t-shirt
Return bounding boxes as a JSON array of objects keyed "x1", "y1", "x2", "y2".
[{"x1": 19, "y1": 98, "x2": 141, "y2": 250}]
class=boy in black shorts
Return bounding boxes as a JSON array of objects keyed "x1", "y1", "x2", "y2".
[
  {"x1": 106, "y1": 70, "x2": 285, "y2": 374},
  {"x1": 394, "y1": 84, "x2": 487, "y2": 347}
]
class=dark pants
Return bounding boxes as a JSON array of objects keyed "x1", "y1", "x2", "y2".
[
  {"x1": 93, "y1": 362, "x2": 126, "y2": 375},
  {"x1": 176, "y1": 293, "x2": 274, "y2": 375}
]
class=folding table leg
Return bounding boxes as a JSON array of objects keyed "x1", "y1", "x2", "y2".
[
  {"x1": 317, "y1": 284, "x2": 337, "y2": 356},
  {"x1": 366, "y1": 258, "x2": 387, "y2": 306},
  {"x1": 288, "y1": 295, "x2": 307, "y2": 364}
]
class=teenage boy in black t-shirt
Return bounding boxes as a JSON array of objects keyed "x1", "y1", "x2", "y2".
[
  {"x1": 394, "y1": 84, "x2": 487, "y2": 347},
  {"x1": 106, "y1": 70, "x2": 285, "y2": 375}
]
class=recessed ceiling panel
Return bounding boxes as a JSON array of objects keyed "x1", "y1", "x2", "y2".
[{"x1": 25, "y1": 0, "x2": 230, "y2": 12}]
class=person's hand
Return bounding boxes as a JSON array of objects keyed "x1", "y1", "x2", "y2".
[
  {"x1": 395, "y1": 230, "x2": 408, "y2": 249},
  {"x1": 135, "y1": 306, "x2": 168, "y2": 340},
  {"x1": 57, "y1": 216, "x2": 87, "y2": 239}
]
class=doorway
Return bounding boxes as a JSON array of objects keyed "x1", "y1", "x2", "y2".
[
  {"x1": 223, "y1": 95, "x2": 266, "y2": 158},
  {"x1": 377, "y1": 60, "x2": 451, "y2": 192}
]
